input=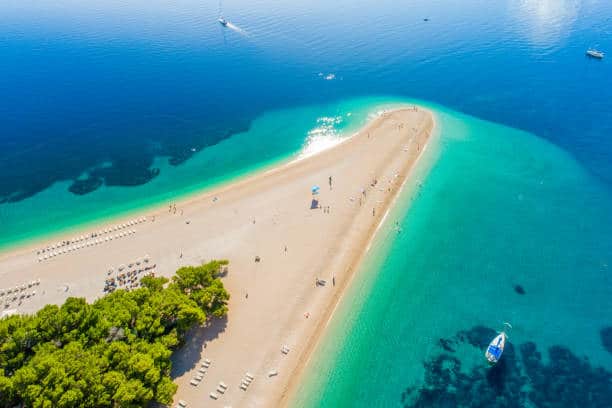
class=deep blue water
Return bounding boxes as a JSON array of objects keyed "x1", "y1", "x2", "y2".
[{"x1": 2, "y1": 0, "x2": 611, "y2": 204}]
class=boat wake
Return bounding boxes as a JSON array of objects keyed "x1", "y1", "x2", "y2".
[{"x1": 226, "y1": 22, "x2": 248, "y2": 36}]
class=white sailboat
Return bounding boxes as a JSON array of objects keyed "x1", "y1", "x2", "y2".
[
  {"x1": 218, "y1": 0, "x2": 229, "y2": 27},
  {"x1": 485, "y1": 322, "x2": 512, "y2": 365}
]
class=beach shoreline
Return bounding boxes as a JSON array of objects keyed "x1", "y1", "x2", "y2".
[
  {"x1": 277, "y1": 112, "x2": 438, "y2": 408},
  {"x1": 0, "y1": 106, "x2": 434, "y2": 407}
]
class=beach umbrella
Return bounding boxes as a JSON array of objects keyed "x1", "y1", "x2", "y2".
[{"x1": 311, "y1": 185, "x2": 320, "y2": 194}]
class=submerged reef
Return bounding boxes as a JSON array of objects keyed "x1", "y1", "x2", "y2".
[
  {"x1": 601, "y1": 327, "x2": 612, "y2": 354},
  {"x1": 401, "y1": 326, "x2": 612, "y2": 407},
  {"x1": 0, "y1": 119, "x2": 249, "y2": 202}
]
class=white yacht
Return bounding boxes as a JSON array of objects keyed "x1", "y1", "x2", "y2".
[{"x1": 586, "y1": 49, "x2": 604, "y2": 59}]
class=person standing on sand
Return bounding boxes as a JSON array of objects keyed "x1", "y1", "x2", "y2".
[
  {"x1": 329, "y1": 175, "x2": 333, "y2": 190},
  {"x1": 372, "y1": 207, "x2": 375, "y2": 217}
]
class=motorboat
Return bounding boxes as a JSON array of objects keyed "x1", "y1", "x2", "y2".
[
  {"x1": 586, "y1": 49, "x2": 604, "y2": 59},
  {"x1": 218, "y1": 17, "x2": 228, "y2": 26}
]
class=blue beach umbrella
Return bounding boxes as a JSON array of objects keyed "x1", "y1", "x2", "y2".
[{"x1": 311, "y1": 185, "x2": 320, "y2": 194}]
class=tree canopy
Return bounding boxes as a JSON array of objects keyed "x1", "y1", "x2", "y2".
[{"x1": 0, "y1": 260, "x2": 229, "y2": 408}]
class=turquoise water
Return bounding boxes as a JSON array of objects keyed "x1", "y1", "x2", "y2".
[
  {"x1": 293, "y1": 105, "x2": 612, "y2": 407},
  {"x1": 0, "y1": 98, "x2": 383, "y2": 250}
]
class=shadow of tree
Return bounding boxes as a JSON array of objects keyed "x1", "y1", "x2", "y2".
[{"x1": 170, "y1": 316, "x2": 228, "y2": 378}]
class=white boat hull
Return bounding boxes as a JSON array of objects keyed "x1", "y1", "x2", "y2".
[{"x1": 485, "y1": 332, "x2": 506, "y2": 364}]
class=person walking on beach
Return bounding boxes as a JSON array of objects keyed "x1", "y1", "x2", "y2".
[{"x1": 329, "y1": 175, "x2": 333, "y2": 190}]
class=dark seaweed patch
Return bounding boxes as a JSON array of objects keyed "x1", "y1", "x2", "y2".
[
  {"x1": 401, "y1": 326, "x2": 612, "y2": 407},
  {"x1": 0, "y1": 118, "x2": 249, "y2": 201},
  {"x1": 600, "y1": 326, "x2": 612, "y2": 354},
  {"x1": 514, "y1": 284, "x2": 525, "y2": 295}
]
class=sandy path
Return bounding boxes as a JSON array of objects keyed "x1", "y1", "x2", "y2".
[{"x1": 0, "y1": 107, "x2": 433, "y2": 407}]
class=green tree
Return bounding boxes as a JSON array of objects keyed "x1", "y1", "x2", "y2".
[{"x1": 0, "y1": 260, "x2": 230, "y2": 408}]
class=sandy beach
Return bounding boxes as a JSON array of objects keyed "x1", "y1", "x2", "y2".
[{"x1": 0, "y1": 107, "x2": 434, "y2": 407}]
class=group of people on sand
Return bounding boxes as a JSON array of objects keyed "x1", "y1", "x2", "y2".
[{"x1": 168, "y1": 203, "x2": 183, "y2": 215}]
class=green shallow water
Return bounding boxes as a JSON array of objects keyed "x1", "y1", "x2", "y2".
[
  {"x1": 292, "y1": 105, "x2": 612, "y2": 407},
  {"x1": 0, "y1": 97, "x2": 397, "y2": 252}
]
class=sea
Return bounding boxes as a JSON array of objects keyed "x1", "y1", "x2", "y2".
[{"x1": 2, "y1": 0, "x2": 612, "y2": 406}]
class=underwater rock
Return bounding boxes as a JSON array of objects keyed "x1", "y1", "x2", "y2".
[
  {"x1": 514, "y1": 284, "x2": 525, "y2": 295},
  {"x1": 401, "y1": 326, "x2": 612, "y2": 407},
  {"x1": 438, "y1": 338, "x2": 455, "y2": 352},
  {"x1": 600, "y1": 326, "x2": 612, "y2": 355},
  {"x1": 69, "y1": 176, "x2": 103, "y2": 195}
]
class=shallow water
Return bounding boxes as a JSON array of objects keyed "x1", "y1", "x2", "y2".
[{"x1": 293, "y1": 105, "x2": 612, "y2": 407}]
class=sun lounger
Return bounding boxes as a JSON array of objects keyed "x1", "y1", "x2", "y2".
[
  {"x1": 195, "y1": 374, "x2": 203, "y2": 381},
  {"x1": 240, "y1": 383, "x2": 248, "y2": 391},
  {"x1": 219, "y1": 381, "x2": 228, "y2": 389},
  {"x1": 245, "y1": 372, "x2": 254, "y2": 380},
  {"x1": 190, "y1": 379, "x2": 199, "y2": 386},
  {"x1": 268, "y1": 370, "x2": 278, "y2": 377},
  {"x1": 198, "y1": 368, "x2": 207, "y2": 374},
  {"x1": 209, "y1": 392, "x2": 218, "y2": 400},
  {"x1": 216, "y1": 386, "x2": 225, "y2": 394},
  {"x1": 178, "y1": 400, "x2": 187, "y2": 407}
]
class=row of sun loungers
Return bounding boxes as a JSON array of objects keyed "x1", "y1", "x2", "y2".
[
  {"x1": 209, "y1": 380, "x2": 228, "y2": 400},
  {"x1": 1, "y1": 280, "x2": 40, "y2": 308},
  {"x1": 0, "y1": 280, "x2": 40, "y2": 297},
  {"x1": 36, "y1": 217, "x2": 147, "y2": 260},
  {"x1": 190, "y1": 358, "x2": 211, "y2": 387},
  {"x1": 240, "y1": 372, "x2": 255, "y2": 391},
  {"x1": 37, "y1": 230, "x2": 138, "y2": 262}
]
